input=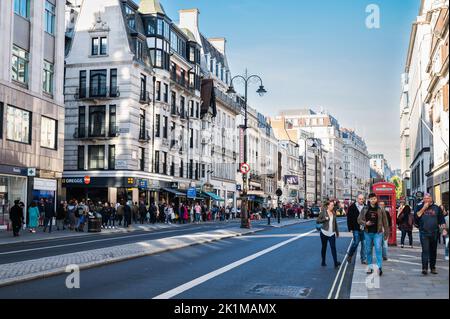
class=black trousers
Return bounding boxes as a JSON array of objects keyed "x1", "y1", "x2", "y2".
[
  {"x1": 420, "y1": 233, "x2": 438, "y2": 270},
  {"x1": 320, "y1": 231, "x2": 338, "y2": 266},
  {"x1": 401, "y1": 230, "x2": 413, "y2": 246},
  {"x1": 12, "y1": 222, "x2": 21, "y2": 236}
]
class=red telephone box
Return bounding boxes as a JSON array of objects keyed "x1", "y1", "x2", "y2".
[{"x1": 372, "y1": 182, "x2": 397, "y2": 246}]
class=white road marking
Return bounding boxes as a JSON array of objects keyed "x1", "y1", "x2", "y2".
[
  {"x1": 327, "y1": 238, "x2": 353, "y2": 299},
  {"x1": 335, "y1": 258, "x2": 349, "y2": 299},
  {"x1": 152, "y1": 229, "x2": 316, "y2": 299},
  {"x1": 0, "y1": 226, "x2": 208, "y2": 255}
]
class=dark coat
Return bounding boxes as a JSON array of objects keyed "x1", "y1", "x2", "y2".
[
  {"x1": 56, "y1": 204, "x2": 66, "y2": 220},
  {"x1": 44, "y1": 202, "x2": 55, "y2": 218},
  {"x1": 10, "y1": 204, "x2": 23, "y2": 224},
  {"x1": 347, "y1": 203, "x2": 363, "y2": 231}
]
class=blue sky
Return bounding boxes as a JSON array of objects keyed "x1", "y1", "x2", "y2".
[{"x1": 138, "y1": 0, "x2": 420, "y2": 168}]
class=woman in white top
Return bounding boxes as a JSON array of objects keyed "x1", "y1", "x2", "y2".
[{"x1": 317, "y1": 200, "x2": 341, "y2": 268}]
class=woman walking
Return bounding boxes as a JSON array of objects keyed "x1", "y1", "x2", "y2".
[
  {"x1": 56, "y1": 201, "x2": 67, "y2": 231},
  {"x1": 317, "y1": 200, "x2": 341, "y2": 268},
  {"x1": 28, "y1": 202, "x2": 40, "y2": 233}
]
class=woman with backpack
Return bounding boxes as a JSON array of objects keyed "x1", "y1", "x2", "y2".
[{"x1": 397, "y1": 199, "x2": 414, "y2": 248}]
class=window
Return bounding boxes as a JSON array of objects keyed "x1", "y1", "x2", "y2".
[
  {"x1": 124, "y1": 4, "x2": 135, "y2": 29},
  {"x1": 163, "y1": 83, "x2": 169, "y2": 103},
  {"x1": 108, "y1": 145, "x2": 115, "y2": 170},
  {"x1": 90, "y1": 70, "x2": 107, "y2": 97},
  {"x1": 155, "y1": 114, "x2": 160, "y2": 138},
  {"x1": 0, "y1": 102, "x2": 3, "y2": 139},
  {"x1": 189, "y1": 160, "x2": 194, "y2": 179},
  {"x1": 44, "y1": 1, "x2": 56, "y2": 35},
  {"x1": 78, "y1": 106, "x2": 86, "y2": 137},
  {"x1": 79, "y1": 70, "x2": 87, "y2": 98},
  {"x1": 180, "y1": 96, "x2": 185, "y2": 115},
  {"x1": 189, "y1": 100, "x2": 194, "y2": 117},
  {"x1": 14, "y1": 0, "x2": 29, "y2": 18},
  {"x1": 6, "y1": 105, "x2": 31, "y2": 144},
  {"x1": 88, "y1": 146, "x2": 105, "y2": 170},
  {"x1": 156, "y1": 81, "x2": 161, "y2": 101},
  {"x1": 154, "y1": 151, "x2": 160, "y2": 173},
  {"x1": 171, "y1": 91, "x2": 176, "y2": 114},
  {"x1": 11, "y1": 45, "x2": 29, "y2": 84},
  {"x1": 88, "y1": 105, "x2": 106, "y2": 137},
  {"x1": 139, "y1": 147, "x2": 145, "y2": 171},
  {"x1": 190, "y1": 128, "x2": 194, "y2": 149},
  {"x1": 109, "y1": 105, "x2": 117, "y2": 136},
  {"x1": 91, "y1": 37, "x2": 108, "y2": 56},
  {"x1": 201, "y1": 164, "x2": 206, "y2": 178},
  {"x1": 180, "y1": 160, "x2": 184, "y2": 178},
  {"x1": 163, "y1": 116, "x2": 168, "y2": 139},
  {"x1": 180, "y1": 69, "x2": 186, "y2": 86},
  {"x1": 139, "y1": 109, "x2": 146, "y2": 139},
  {"x1": 163, "y1": 152, "x2": 167, "y2": 174},
  {"x1": 135, "y1": 40, "x2": 143, "y2": 61},
  {"x1": 406, "y1": 148, "x2": 410, "y2": 158},
  {"x1": 40, "y1": 116, "x2": 57, "y2": 149},
  {"x1": 110, "y1": 69, "x2": 118, "y2": 97},
  {"x1": 140, "y1": 74, "x2": 147, "y2": 101},
  {"x1": 43, "y1": 61, "x2": 54, "y2": 94},
  {"x1": 77, "y1": 146, "x2": 85, "y2": 170},
  {"x1": 196, "y1": 102, "x2": 200, "y2": 118}
]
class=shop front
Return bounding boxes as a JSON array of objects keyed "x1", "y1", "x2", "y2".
[
  {"x1": 0, "y1": 164, "x2": 28, "y2": 229},
  {"x1": 427, "y1": 165, "x2": 449, "y2": 208},
  {"x1": 62, "y1": 176, "x2": 141, "y2": 204}
]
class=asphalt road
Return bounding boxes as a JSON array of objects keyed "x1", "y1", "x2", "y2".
[{"x1": 0, "y1": 219, "x2": 355, "y2": 299}]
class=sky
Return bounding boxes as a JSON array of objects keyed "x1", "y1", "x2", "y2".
[{"x1": 138, "y1": 0, "x2": 421, "y2": 169}]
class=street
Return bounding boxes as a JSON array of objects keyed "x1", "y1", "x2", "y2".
[{"x1": 0, "y1": 219, "x2": 355, "y2": 299}]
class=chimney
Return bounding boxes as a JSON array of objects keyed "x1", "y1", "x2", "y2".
[
  {"x1": 179, "y1": 8, "x2": 200, "y2": 30},
  {"x1": 208, "y1": 37, "x2": 226, "y2": 55}
]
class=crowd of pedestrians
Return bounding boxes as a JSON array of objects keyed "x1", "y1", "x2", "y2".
[{"x1": 7, "y1": 198, "x2": 241, "y2": 237}]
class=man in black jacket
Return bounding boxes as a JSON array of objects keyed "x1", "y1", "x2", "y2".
[
  {"x1": 43, "y1": 199, "x2": 55, "y2": 233},
  {"x1": 346, "y1": 194, "x2": 367, "y2": 264},
  {"x1": 10, "y1": 200, "x2": 23, "y2": 237}
]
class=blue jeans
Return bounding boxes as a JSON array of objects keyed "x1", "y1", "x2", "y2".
[
  {"x1": 347, "y1": 230, "x2": 366, "y2": 262},
  {"x1": 365, "y1": 232, "x2": 383, "y2": 270},
  {"x1": 382, "y1": 238, "x2": 388, "y2": 259}
]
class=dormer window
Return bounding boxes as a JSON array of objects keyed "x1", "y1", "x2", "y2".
[
  {"x1": 124, "y1": 4, "x2": 135, "y2": 30},
  {"x1": 91, "y1": 37, "x2": 107, "y2": 56},
  {"x1": 135, "y1": 39, "x2": 143, "y2": 61},
  {"x1": 210, "y1": 57, "x2": 214, "y2": 73}
]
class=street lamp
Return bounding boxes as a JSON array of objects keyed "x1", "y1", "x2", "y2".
[
  {"x1": 328, "y1": 163, "x2": 342, "y2": 200},
  {"x1": 227, "y1": 69, "x2": 267, "y2": 229},
  {"x1": 298, "y1": 137, "x2": 317, "y2": 217},
  {"x1": 345, "y1": 174, "x2": 357, "y2": 203}
]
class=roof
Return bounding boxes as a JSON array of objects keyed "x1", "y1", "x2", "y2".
[
  {"x1": 139, "y1": 0, "x2": 166, "y2": 15},
  {"x1": 200, "y1": 33, "x2": 226, "y2": 67},
  {"x1": 180, "y1": 28, "x2": 197, "y2": 42}
]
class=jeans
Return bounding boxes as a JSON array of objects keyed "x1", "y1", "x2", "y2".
[
  {"x1": 419, "y1": 232, "x2": 438, "y2": 270},
  {"x1": 401, "y1": 230, "x2": 413, "y2": 246},
  {"x1": 108, "y1": 215, "x2": 115, "y2": 227},
  {"x1": 347, "y1": 230, "x2": 366, "y2": 262},
  {"x1": 445, "y1": 236, "x2": 449, "y2": 259},
  {"x1": 365, "y1": 232, "x2": 383, "y2": 270},
  {"x1": 382, "y1": 238, "x2": 388, "y2": 259},
  {"x1": 320, "y1": 231, "x2": 338, "y2": 266},
  {"x1": 43, "y1": 217, "x2": 53, "y2": 233}
]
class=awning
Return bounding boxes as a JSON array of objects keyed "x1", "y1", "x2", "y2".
[
  {"x1": 202, "y1": 192, "x2": 225, "y2": 201},
  {"x1": 161, "y1": 188, "x2": 186, "y2": 197}
]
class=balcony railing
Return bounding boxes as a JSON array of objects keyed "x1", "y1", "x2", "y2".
[
  {"x1": 74, "y1": 86, "x2": 120, "y2": 100},
  {"x1": 214, "y1": 87, "x2": 244, "y2": 113},
  {"x1": 139, "y1": 129, "x2": 151, "y2": 141},
  {"x1": 73, "y1": 127, "x2": 86, "y2": 139}
]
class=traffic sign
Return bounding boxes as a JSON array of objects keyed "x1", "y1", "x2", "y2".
[{"x1": 240, "y1": 163, "x2": 250, "y2": 174}]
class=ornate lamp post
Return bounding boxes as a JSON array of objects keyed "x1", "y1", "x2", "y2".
[{"x1": 227, "y1": 70, "x2": 267, "y2": 229}]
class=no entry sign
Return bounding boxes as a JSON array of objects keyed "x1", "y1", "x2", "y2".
[{"x1": 240, "y1": 163, "x2": 250, "y2": 174}]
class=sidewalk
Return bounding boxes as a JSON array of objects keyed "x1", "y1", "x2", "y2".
[
  {"x1": 0, "y1": 218, "x2": 308, "y2": 287},
  {"x1": 350, "y1": 230, "x2": 449, "y2": 299}
]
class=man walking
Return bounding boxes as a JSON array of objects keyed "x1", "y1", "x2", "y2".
[
  {"x1": 124, "y1": 201, "x2": 132, "y2": 228},
  {"x1": 10, "y1": 200, "x2": 23, "y2": 237},
  {"x1": 414, "y1": 193, "x2": 447, "y2": 275},
  {"x1": 347, "y1": 194, "x2": 367, "y2": 264},
  {"x1": 358, "y1": 193, "x2": 389, "y2": 276}
]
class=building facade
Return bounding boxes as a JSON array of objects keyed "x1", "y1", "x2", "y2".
[
  {"x1": 0, "y1": 0, "x2": 65, "y2": 227},
  {"x1": 341, "y1": 128, "x2": 370, "y2": 200}
]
